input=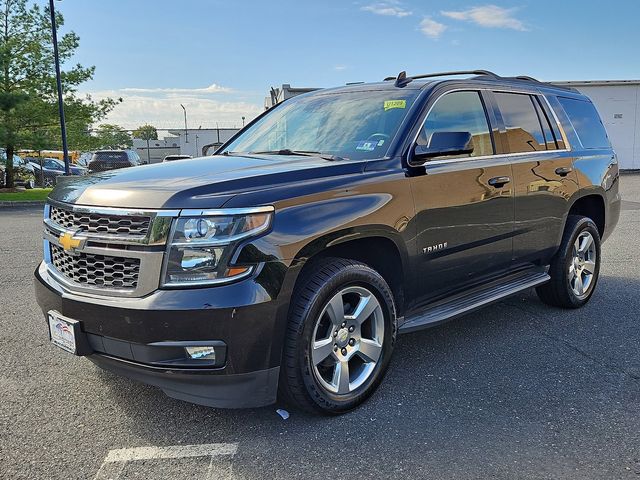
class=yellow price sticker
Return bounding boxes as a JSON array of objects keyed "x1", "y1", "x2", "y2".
[{"x1": 384, "y1": 100, "x2": 406, "y2": 111}]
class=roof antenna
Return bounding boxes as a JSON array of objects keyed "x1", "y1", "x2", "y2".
[{"x1": 394, "y1": 71, "x2": 411, "y2": 87}]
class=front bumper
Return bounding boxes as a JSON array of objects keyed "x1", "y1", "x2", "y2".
[{"x1": 34, "y1": 261, "x2": 290, "y2": 408}]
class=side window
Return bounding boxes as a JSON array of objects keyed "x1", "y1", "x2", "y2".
[
  {"x1": 418, "y1": 91, "x2": 493, "y2": 158},
  {"x1": 531, "y1": 97, "x2": 558, "y2": 150},
  {"x1": 557, "y1": 97, "x2": 610, "y2": 149},
  {"x1": 494, "y1": 92, "x2": 548, "y2": 153}
]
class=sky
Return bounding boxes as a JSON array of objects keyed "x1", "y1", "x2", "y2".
[{"x1": 55, "y1": 0, "x2": 640, "y2": 130}]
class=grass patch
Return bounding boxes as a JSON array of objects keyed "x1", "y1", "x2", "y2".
[{"x1": 0, "y1": 188, "x2": 52, "y2": 202}]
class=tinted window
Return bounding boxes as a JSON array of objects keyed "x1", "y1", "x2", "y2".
[
  {"x1": 494, "y1": 93, "x2": 548, "y2": 153},
  {"x1": 419, "y1": 91, "x2": 493, "y2": 158},
  {"x1": 92, "y1": 152, "x2": 128, "y2": 163},
  {"x1": 532, "y1": 97, "x2": 557, "y2": 150},
  {"x1": 557, "y1": 97, "x2": 610, "y2": 149}
]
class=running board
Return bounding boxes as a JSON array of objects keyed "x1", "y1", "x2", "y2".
[{"x1": 399, "y1": 271, "x2": 550, "y2": 334}]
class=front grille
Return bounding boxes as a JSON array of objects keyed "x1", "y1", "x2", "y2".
[
  {"x1": 50, "y1": 244, "x2": 140, "y2": 290},
  {"x1": 50, "y1": 205, "x2": 150, "y2": 237}
]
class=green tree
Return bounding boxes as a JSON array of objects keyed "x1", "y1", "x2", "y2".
[
  {"x1": 92, "y1": 124, "x2": 132, "y2": 149},
  {"x1": 132, "y1": 124, "x2": 157, "y2": 141},
  {"x1": 0, "y1": 0, "x2": 115, "y2": 187},
  {"x1": 132, "y1": 124, "x2": 157, "y2": 164}
]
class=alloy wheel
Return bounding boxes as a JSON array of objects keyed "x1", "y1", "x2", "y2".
[
  {"x1": 568, "y1": 230, "x2": 597, "y2": 299},
  {"x1": 310, "y1": 286, "x2": 384, "y2": 395}
]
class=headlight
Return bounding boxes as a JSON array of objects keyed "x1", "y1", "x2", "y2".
[{"x1": 161, "y1": 207, "x2": 273, "y2": 287}]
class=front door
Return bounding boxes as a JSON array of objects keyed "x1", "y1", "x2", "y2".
[{"x1": 409, "y1": 90, "x2": 515, "y2": 307}]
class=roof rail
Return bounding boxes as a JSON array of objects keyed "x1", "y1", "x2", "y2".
[
  {"x1": 382, "y1": 70, "x2": 579, "y2": 92},
  {"x1": 384, "y1": 70, "x2": 499, "y2": 86}
]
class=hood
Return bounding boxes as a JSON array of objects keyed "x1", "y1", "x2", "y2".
[{"x1": 48, "y1": 154, "x2": 363, "y2": 209}]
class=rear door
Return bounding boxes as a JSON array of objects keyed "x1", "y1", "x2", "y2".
[
  {"x1": 487, "y1": 90, "x2": 579, "y2": 266},
  {"x1": 409, "y1": 89, "x2": 515, "y2": 306}
]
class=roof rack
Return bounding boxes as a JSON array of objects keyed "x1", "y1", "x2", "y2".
[
  {"x1": 382, "y1": 70, "x2": 578, "y2": 91},
  {"x1": 384, "y1": 70, "x2": 499, "y2": 86}
]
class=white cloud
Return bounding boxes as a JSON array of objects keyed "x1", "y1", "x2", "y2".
[
  {"x1": 361, "y1": 2, "x2": 412, "y2": 18},
  {"x1": 420, "y1": 17, "x2": 447, "y2": 39},
  {"x1": 334, "y1": 64, "x2": 348, "y2": 71},
  {"x1": 441, "y1": 5, "x2": 527, "y2": 31},
  {"x1": 83, "y1": 89, "x2": 262, "y2": 130},
  {"x1": 120, "y1": 83, "x2": 232, "y2": 95}
]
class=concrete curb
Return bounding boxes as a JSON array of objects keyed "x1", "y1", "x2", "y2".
[{"x1": 0, "y1": 201, "x2": 45, "y2": 208}]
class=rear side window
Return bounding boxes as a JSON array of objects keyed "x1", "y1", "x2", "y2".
[
  {"x1": 494, "y1": 92, "x2": 550, "y2": 153},
  {"x1": 557, "y1": 97, "x2": 610, "y2": 149},
  {"x1": 419, "y1": 91, "x2": 493, "y2": 158}
]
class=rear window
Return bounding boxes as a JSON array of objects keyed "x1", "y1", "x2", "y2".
[
  {"x1": 92, "y1": 152, "x2": 128, "y2": 163},
  {"x1": 557, "y1": 97, "x2": 610, "y2": 149}
]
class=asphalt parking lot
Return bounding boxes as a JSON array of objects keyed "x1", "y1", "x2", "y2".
[{"x1": 1, "y1": 175, "x2": 639, "y2": 480}]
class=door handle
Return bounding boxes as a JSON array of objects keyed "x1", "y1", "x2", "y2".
[
  {"x1": 555, "y1": 166, "x2": 573, "y2": 177},
  {"x1": 488, "y1": 176, "x2": 511, "y2": 187}
]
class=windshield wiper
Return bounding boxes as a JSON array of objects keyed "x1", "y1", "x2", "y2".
[{"x1": 250, "y1": 149, "x2": 345, "y2": 161}]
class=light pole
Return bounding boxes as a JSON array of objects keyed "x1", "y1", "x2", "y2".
[
  {"x1": 49, "y1": 0, "x2": 70, "y2": 175},
  {"x1": 195, "y1": 135, "x2": 199, "y2": 157},
  {"x1": 180, "y1": 104, "x2": 189, "y2": 150},
  {"x1": 242, "y1": 116, "x2": 246, "y2": 127}
]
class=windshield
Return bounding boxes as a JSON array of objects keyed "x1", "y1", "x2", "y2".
[{"x1": 223, "y1": 90, "x2": 419, "y2": 160}]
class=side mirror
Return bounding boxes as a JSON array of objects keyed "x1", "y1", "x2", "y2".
[{"x1": 413, "y1": 131, "x2": 474, "y2": 162}]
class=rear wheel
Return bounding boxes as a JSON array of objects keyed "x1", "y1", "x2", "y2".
[
  {"x1": 280, "y1": 258, "x2": 396, "y2": 414},
  {"x1": 537, "y1": 215, "x2": 601, "y2": 308}
]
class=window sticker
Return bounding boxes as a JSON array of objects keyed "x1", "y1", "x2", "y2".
[
  {"x1": 356, "y1": 140, "x2": 378, "y2": 151},
  {"x1": 384, "y1": 100, "x2": 406, "y2": 111}
]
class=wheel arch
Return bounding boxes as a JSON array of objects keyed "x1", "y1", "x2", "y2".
[
  {"x1": 291, "y1": 228, "x2": 411, "y2": 318},
  {"x1": 567, "y1": 193, "x2": 606, "y2": 238}
]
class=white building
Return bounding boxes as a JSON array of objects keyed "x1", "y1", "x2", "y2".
[
  {"x1": 134, "y1": 128, "x2": 240, "y2": 163},
  {"x1": 133, "y1": 137, "x2": 180, "y2": 164},
  {"x1": 168, "y1": 128, "x2": 240, "y2": 158},
  {"x1": 556, "y1": 80, "x2": 640, "y2": 170}
]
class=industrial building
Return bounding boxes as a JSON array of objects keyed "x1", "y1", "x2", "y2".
[{"x1": 133, "y1": 127, "x2": 240, "y2": 163}]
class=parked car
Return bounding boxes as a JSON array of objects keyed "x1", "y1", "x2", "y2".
[
  {"x1": 87, "y1": 150, "x2": 141, "y2": 173},
  {"x1": 0, "y1": 152, "x2": 35, "y2": 189},
  {"x1": 163, "y1": 154, "x2": 192, "y2": 162},
  {"x1": 26, "y1": 157, "x2": 87, "y2": 187},
  {"x1": 35, "y1": 70, "x2": 620, "y2": 415}
]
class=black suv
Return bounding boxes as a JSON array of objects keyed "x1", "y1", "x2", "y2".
[
  {"x1": 87, "y1": 150, "x2": 141, "y2": 173},
  {"x1": 35, "y1": 70, "x2": 620, "y2": 414}
]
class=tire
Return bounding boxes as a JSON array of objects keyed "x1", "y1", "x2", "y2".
[
  {"x1": 25, "y1": 179, "x2": 34, "y2": 189},
  {"x1": 536, "y1": 215, "x2": 601, "y2": 308},
  {"x1": 44, "y1": 176, "x2": 55, "y2": 188},
  {"x1": 279, "y1": 258, "x2": 397, "y2": 414}
]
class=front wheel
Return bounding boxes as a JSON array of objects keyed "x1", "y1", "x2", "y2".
[
  {"x1": 280, "y1": 258, "x2": 397, "y2": 414},
  {"x1": 537, "y1": 215, "x2": 601, "y2": 308}
]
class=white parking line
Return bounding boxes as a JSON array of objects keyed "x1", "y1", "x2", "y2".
[{"x1": 93, "y1": 443, "x2": 239, "y2": 480}]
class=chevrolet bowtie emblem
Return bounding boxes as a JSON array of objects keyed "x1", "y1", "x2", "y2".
[{"x1": 59, "y1": 232, "x2": 83, "y2": 252}]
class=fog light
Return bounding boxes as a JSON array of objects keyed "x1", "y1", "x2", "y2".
[{"x1": 185, "y1": 346, "x2": 216, "y2": 360}]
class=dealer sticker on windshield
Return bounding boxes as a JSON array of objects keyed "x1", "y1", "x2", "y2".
[
  {"x1": 356, "y1": 140, "x2": 378, "y2": 151},
  {"x1": 384, "y1": 99, "x2": 406, "y2": 111}
]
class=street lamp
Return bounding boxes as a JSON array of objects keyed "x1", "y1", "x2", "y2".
[
  {"x1": 49, "y1": 0, "x2": 70, "y2": 175},
  {"x1": 180, "y1": 104, "x2": 189, "y2": 145}
]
